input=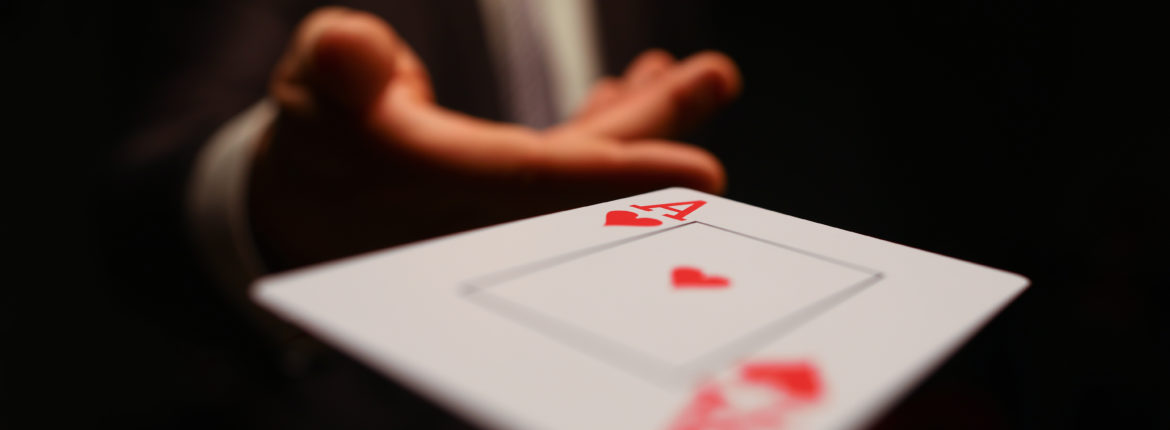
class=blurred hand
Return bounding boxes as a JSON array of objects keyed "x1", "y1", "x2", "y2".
[{"x1": 250, "y1": 7, "x2": 741, "y2": 269}]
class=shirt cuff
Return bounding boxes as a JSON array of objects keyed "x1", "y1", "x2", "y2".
[
  {"x1": 187, "y1": 99, "x2": 274, "y2": 289},
  {"x1": 186, "y1": 98, "x2": 320, "y2": 354}
]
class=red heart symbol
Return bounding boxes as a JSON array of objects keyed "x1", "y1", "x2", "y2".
[
  {"x1": 672, "y1": 266, "x2": 730, "y2": 288},
  {"x1": 604, "y1": 210, "x2": 662, "y2": 227},
  {"x1": 739, "y1": 361, "x2": 822, "y2": 400}
]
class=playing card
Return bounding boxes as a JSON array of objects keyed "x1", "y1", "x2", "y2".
[{"x1": 253, "y1": 188, "x2": 1028, "y2": 430}]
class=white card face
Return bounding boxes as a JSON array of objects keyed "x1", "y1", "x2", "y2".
[
  {"x1": 253, "y1": 188, "x2": 1028, "y2": 430},
  {"x1": 468, "y1": 222, "x2": 878, "y2": 385}
]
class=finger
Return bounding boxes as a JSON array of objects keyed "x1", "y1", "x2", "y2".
[
  {"x1": 623, "y1": 49, "x2": 676, "y2": 90},
  {"x1": 368, "y1": 96, "x2": 725, "y2": 194},
  {"x1": 308, "y1": 11, "x2": 401, "y2": 111},
  {"x1": 562, "y1": 51, "x2": 741, "y2": 140},
  {"x1": 572, "y1": 50, "x2": 676, "y2": 120},
  {"x1": 271, "y1": 7, "x2": 351, "y2": 114},
  {"x1": 574, "y1": 77, "x2": 622, "y2": 118},
  {"x1": 271, "y1": 8, "x2": 433, "y2": 116},
  {"x1": 532, "y1": 134, "x2": 727, "y2": 194}
]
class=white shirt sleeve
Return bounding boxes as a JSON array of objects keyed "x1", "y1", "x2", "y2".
[
  {"x1": 477, "y1": 0, "x2": 601, "y2": 123},
  {"x1": 185, "y1": 99, "x2": 300, "y2": 341},
  {"x1": 186, "y1": 98, "x2": 273, "y2": 287}
]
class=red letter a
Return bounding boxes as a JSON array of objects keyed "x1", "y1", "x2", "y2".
[{"x1": 630, "y1": 200, "x2": 707, "y2": 221}]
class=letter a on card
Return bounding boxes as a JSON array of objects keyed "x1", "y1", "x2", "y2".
[{"x1": 631, "y1": 200, "x2": 707, "y2": 221}]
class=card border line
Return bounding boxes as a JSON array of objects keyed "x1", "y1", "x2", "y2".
[
  {"x1": 461, "y1": 221, "x2": 884, "y2": 389},
  {"x1": 460, "y1": 221, "x2": 699, "y2": 294},
  {"x1": 671, "y1": 272, "x2": 882, "y2": 381},
  {"x1": 697, "y1": 221, "x2": 882, "y2": 276}
]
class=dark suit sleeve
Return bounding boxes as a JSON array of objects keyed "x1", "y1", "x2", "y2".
[
  {"x1": 86, "y1": 1, "x2": 499, "y2": 425},
  {"x1": 88, "y1": 3, "x2": 304, "y2": 423}
]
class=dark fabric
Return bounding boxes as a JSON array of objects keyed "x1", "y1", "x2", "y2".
[
  {"x1": 12, "y1": 0, "x2": 1168, "y2": 428},
  {"x1": 18, "y1": 1, "x2": 499, "y2": 427},
  {"x1": 697, "y1": 3, "x2": 1170, "y2": 428}
]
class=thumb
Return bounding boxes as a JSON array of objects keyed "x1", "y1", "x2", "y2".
[
  {"x1": 271, "y1": 8, "x2": 431, "y2": 115},
  {"x1": 307, "y1": 11, "x2": 402, "y2": 112}
]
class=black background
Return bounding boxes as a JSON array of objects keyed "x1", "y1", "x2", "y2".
[{"x1": 8, "y1": 0, "x2": 1168, "y2": 428}]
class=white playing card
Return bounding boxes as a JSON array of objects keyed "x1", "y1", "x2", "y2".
[{"x1": 253, "y1": 188, "x2": 1028, "y2": 430}]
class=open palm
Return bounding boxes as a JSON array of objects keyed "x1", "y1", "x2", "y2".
[{"x1": 250, "y1": 8, "x2": 742, "y2": 269}]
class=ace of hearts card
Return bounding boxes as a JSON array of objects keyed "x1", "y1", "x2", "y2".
[{"x1": 254, "y1": 188, "x2": 1028, "y2": 430}]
